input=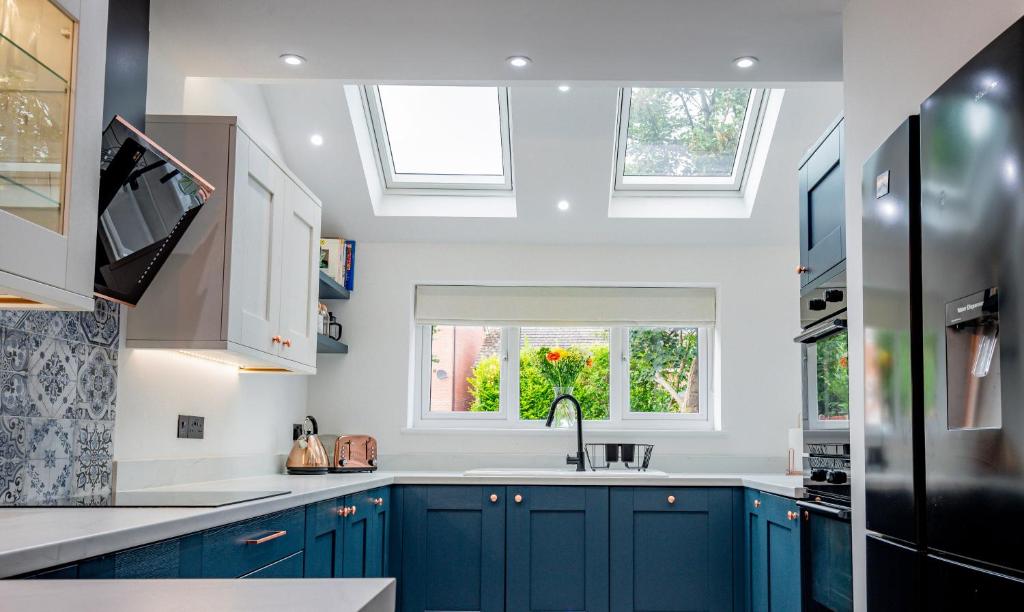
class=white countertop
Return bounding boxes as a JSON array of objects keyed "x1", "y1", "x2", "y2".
[
  {"x1": 0, "y1": 579, "x2": 396, "y2": 612},
  {"x1": 0, "y1": 470, "x2": 803, "y2": 578}
]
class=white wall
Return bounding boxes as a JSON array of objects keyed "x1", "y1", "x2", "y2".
[
  {"x1": 842, "y1": 3, "x2": 1024, "y2": 609},
  {"x1": 114, "y1": 346, "x2": 307, "y2": 462},
  {"x1": 308, "y1": 242, "x2": 802, "y2": 470}
]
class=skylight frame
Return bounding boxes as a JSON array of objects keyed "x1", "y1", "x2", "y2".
[
  {"x1": 362, "y1": 85, "x2": 514, "y2": 192},
  {"x1": 613, "y1": 87, "x2": 769, "y2": 193}
]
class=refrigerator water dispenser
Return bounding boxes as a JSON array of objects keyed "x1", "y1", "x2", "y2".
[{"x1": 944, "y1": 288, "x2": 1001, "y2": 430}]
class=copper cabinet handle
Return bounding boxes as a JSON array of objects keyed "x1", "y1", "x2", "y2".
[
  {"x1": 245, "y1": 530, "x2": 287, "y2": 544},
  {"x1": 667, "y1": 495, "x2": 676, "y2": 504},
  {"x1": 282, "y1": 339, "x2": 292, "y2": 348},
  {"x1": 787, "y1": 510, "x2": 798, "y2": 521},
  {"x1": 271, "y1": 335, "x2": 282, "y2": 344},
  {"x1": 514, "y1": 494, "x2": 523, "y2": 504},
  {"x1": 373, "y1": 497, "x2": 384, "y2": 506},
  {"x1": 349, "y1": 505, "x2": 357, "y2": 515},
  {"x1": 753, "y1": 499, "x2": 761, "y2": 508},
  {"x1": 489, "y1": 494, "x2": 498, "y2": 503},
  {"x1": 803, "y1": 510, "x2": 810, "y2": 521},
  {"x1": 338, "y1": 506, "x2": 351, "y2": 517},
  {"x1": 796, "y1": 265, "x2": 810, "y2": 274}
]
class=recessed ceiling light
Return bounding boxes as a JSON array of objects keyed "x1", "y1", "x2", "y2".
[
  {"x1": 280, "y1": 53, "x2": 306, "y2": 66},
  {"x1": 733, "y1": 56, "x2": 758, "y2": 69},
  {"x1": 557, "y1": 199, "x2": 570, "y2": 211},
  {"x1": 558, "y1": 84, "x2": 571, "y2": 92},
  {"x1": 506, "y1": 55, "x2": 532, "y2": 68},
  {"x1": 310, "y1": 134, "x2": 324, "y2": 146}
]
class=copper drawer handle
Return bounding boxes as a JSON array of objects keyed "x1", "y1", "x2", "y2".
[
  {"x1": 514, "y1": 494, "x2": 523, "y2": 504},
  {"x1": 245, "y1": 530, "x2": 287, "y2": 545},
  {"x1": 271, "y1": 335, "x2": 282, "y2": 344},
  {"x1": 753, "y1": 499, "x2": 761, "y2": 508},
  {"x1": 667, "y1": 495, "x2": 676, "y2": 504},
  {"x1": 796, "y1": 265, "x2": 810, "y2": 274},
  {"x1": 283, "y1": 338, "x2": 292, "y2": 348},
  {"x1": 489, "y1": 494, "x2": 498, "y2": 503}
]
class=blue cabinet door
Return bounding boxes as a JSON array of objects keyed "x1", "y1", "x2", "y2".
[
  {"x1": 367, "y1": 486, "x2": 391, "y2": 578},
  {"x1": 304, "y1": 496, "x2": 345, "y2": 577},
  {"x1": 611, "y1": 487, "x2": 737, "y2": 612},
  {"x1": 400, "y1": 486, "x2": 506, "y2": 612},
  {"x1": 798, "y1": 117, "x2": 845, "y2": 287},
  {"x1": 745, "y1": 490, "x2": 802, "y2": 612},
  {"x1": 506, "y1": 486, "x2": 609, "y2": 612}
]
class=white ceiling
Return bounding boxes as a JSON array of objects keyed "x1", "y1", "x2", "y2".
[
  {"x1": 261, "y1": 82, "x2": 842, "y2": 245},
  {"x1": 149, "y1": 0, "x2": 845, "y2": 246},
  {"x1": 150, "y1": 0, "x2": 844, "y2": 83}
]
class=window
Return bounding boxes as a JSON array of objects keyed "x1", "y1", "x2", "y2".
[
  {"x1": 614, "y1": 87, "x2": 769, "y2": 192},
  {"x1": 414, "y1": 326, "x2": 712, "y2": 430},
  {"x1": 362, "y1": 85, "x2": 513, "y2": 191}
]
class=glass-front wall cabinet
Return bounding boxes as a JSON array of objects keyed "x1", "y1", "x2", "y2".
[{"x1": 0, "y1": 0, "x2": 76, "y2": 234}]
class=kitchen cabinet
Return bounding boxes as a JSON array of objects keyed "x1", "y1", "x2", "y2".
[
  {"x1": 745, "y1": 489, "x2": 802, "y2": 612},
  {"x1": 303, "y1": 486, "x2": 391, "y2": 579},
  {"x1": 0, "y1": 0, "x2": 108, "y2": 310},
  {"x1": 202, "y1": 506, "x2": 305, "y2": 578},
  {"x1": 798, "y1": 117, "x2": 845, "y2": 288},
  {"x1": 399, "y1": 486, "x2": 506, "y2": 612},
  {"x1": 610, "y1": 487, "x2": 740, "y2": 612},
  {"x1": 125, "y1": 115, "x2": 322, "y2": 374},
  {"x1": 506, "y1": 486, "x2": 609, "y2": 612}
]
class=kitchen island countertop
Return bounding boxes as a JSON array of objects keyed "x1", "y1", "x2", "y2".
[
  {"x1": 0, "y1": 470, "x2": 802, "y2": 578},
  {"x1": 0, "y1": 578, "x2": 395, "y2": 612}
]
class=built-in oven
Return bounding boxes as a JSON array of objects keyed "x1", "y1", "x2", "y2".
[
  {"x1": 796, "y1": 266, "x2": 849, "y2": 434},
  {"x1": 799, "y1": 486, "x2": 853, "y2": 612}
]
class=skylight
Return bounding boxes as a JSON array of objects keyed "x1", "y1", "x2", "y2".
[
  {"x1": 363, "y1": 85, "x2": 513, "y2": 190},
  {"x1": 614, "y1": 87, "x2": 768, "y2": 192}
]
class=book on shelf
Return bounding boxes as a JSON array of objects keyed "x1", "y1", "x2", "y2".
[
  {"x1": 319, "y1": 238, "x2": 344, "y2": 283},
  {"x1": 343, "y1": 240, "x2": 356, "y2": 291}
]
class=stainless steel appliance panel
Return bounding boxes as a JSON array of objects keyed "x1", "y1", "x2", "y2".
[
  {"x1": 920, "y1": 17, "x2": 1024, "y2": 575},
  {"x1": 863, "y1": 117, "x2": 922, "y2": 547}
]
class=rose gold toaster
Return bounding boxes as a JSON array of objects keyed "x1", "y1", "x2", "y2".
[{"x1": 330, "y1": 435, "x2": 378, "y2": 473}]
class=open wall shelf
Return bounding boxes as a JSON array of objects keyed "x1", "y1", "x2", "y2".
[
  {"x1": 318, "y1": 270, "x2": 350, "y2": 300},
  {"x1": 317, "y1": 334, "x2": 348, "y2": 354}
]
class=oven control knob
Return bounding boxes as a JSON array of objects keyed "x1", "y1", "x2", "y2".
[
  {"x1": 810, "y1": 469, "x2": 828, "y2": 482},
  {"x1": 825, "y1": 289, "x2": 844, "y2": 303},
  {"x1": 809, "y1": 298, "x2": 827, "y2": 311},
  {"x1": 826, "y1": 470, "x2": 848, "y2": 484}
]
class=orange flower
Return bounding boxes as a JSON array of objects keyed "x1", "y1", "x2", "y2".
[
  {"x1": 546, "y1": 351, "x2": 561, "y2": 363},
  {"x1": 839, "y1": 356, "x2": 848, "y2": 368},
  {"x1": 586, "y1": 357, "x2": 594, "y2": 367}
]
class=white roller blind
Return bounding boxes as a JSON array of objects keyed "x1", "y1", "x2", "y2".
[{"x1": 414, "y1": 285, "x2": 716, "y2": 327}]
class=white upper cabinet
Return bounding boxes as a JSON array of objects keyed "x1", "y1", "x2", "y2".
[
  {"x1": 0, "y1": 0, "x2": 108, "y2": 310},
  {"x1": 126, "y1": 116, "x2": 322, "y2": 374}
]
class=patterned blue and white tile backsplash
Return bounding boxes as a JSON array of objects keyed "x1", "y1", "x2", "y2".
[{"x1": 0, "y1": 300, "x2": 119, "y2": 505}]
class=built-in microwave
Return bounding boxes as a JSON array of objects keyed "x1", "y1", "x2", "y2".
[{"x1": 796, "y1": 265, "x2": 849, "y2": 433}]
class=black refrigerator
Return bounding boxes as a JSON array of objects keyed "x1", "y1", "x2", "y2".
[{"x1": 864, "y1": 15, "x2": 1024, "y2": 609}]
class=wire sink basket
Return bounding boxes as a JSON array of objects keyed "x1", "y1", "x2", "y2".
[{"x1": 584, "y1": 443, "x2": 655, "y2": 471}]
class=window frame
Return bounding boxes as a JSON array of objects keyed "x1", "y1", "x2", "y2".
[
  {"x1": 362, "y1": 85, "x2": 514, "y2": 192},
  {"x1": 412, "y1": 324, "x2": 714, "y2": 431},
  {"x1": 613, "y1": 87, "x2": 769, "y2": 194}
]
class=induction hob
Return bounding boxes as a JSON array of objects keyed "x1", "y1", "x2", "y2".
[{"x1": 12, "y1": 490, "x2": 290, "y2": 508}]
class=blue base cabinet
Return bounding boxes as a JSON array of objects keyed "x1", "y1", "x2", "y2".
[
  {"x1": 745, "y1": 490, "x2": 802, "y2": 612},
  {"x1": 399, "y1": 486, "x2": 506, "y2": 612},
  {"x1": 303, "y1": 486, "x2": 391, "y2": 579},
  {"x1": 506, "y1": 486, "x2": 609, "y2": 612},
  {"x1": 611, "y1": 487, "x2": 740, "y2": 612}
]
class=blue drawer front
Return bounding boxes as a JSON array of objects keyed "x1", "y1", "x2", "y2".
[
  {"x1": 202, "y1": 507, "x2": 305, "y2": 578},
  {"x1": 242, "y1": 551, "x2": 305, "y2": 578}
]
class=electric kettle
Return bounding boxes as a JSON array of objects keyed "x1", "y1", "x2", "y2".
[{"x1": 286, "y1": 416, "x2": 330, "y2": 474}]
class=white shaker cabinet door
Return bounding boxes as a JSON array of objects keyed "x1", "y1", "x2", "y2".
[
  {"x1": 229, "y1": 137, "x2": 286, "y2": 356},
  {"x1": 276, "y1": 180, "x2": 321, "y2": 368}
]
